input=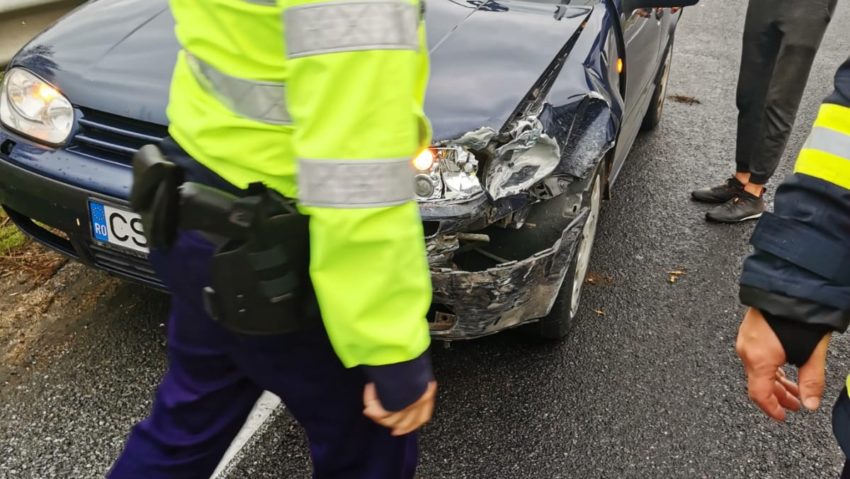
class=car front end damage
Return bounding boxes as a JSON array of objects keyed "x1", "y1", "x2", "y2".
[
  {"x1": 428, "y1": 207, "x2": 589, "y2": 340},
  {"x1": 419, "y1": 90, "x2": 619, "y2": 339},
  {"x1": 417, "y1": 3, "x2": 623, "y2": 339}
]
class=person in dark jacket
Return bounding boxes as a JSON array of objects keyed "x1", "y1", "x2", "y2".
[
  {"x1": 692, "y1": 0, "x2": 837, "y2": 223},
  {"x1": 736, "y1": 56, "x2": 850, "y2": 477}
]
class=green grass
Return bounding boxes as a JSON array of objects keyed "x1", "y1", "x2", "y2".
[
  {"x1": 0, "y1": 72, "x2": 24, "y2": 255},
  {"x1": 0, "y1": 73, "x2": 28, "y2": 256},
  {"x1": 0, "y1": 209, "x2": 27, "y2": 256}
]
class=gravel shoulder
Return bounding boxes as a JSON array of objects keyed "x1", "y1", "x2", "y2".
[{"x1": 0, "y1": 236, "x2": 115, "y2": 385}]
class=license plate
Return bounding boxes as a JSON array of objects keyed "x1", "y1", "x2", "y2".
[{"x1": 88, "y1": 201, "x2": 149, "y2": 254}]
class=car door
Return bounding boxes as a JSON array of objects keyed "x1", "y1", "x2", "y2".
[{"x1": 610, "y1": 2, "x2": 664, "y2": 179}]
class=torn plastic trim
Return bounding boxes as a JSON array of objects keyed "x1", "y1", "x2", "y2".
[
  {"x1": 419, "y1": 191, "x2": 489, "y2": 234},
  {"x1": 425, "y1": 114, "x2": 564, "y2": 205},
  {"x1": 448, "y1": 126, "x2": 498, "y2": 151},
  {"x1": 548, "y1": 94, "x2": 616, "y2": 181},
  {"x1": 484, "y1": 117, "x2": 561, "y2": 200},
  {"x1": 429, "y1": 208, "x2": 588, "y2": 340}
]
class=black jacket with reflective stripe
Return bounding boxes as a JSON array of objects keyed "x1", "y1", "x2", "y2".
[{"x1": 740, "y1": 56, "x2": 850, "y2": 334}]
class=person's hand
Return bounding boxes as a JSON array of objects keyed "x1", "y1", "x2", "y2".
[
  {"x1": 363, "y1": 381, "x2": 437, "y2": 436},
  {"x1": 736, "y1": 307, "x2": 831, "y2": 421}
]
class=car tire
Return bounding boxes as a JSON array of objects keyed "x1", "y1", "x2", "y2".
[
  {"x1": 641, "y1": 41, "x2": 674, "y2": 132},
  {"x1": 526, "y1": 163, "x2": 605, "y2": 340}
]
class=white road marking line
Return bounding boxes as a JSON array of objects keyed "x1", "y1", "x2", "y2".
[{"x1": 211, "y1": 391, "x2": 282, "y2": 479}]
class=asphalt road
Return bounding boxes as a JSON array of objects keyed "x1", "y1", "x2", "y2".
[{"x1": 2, "y1": 2, "x2": 850, "y2": 478}]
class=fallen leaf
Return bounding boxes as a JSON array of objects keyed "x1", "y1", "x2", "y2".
[
  {"x1": 585, "y1": 272, "x2": 614, "y2": 286},
  {"x1": 669, "y1": 94, "x2": 701, "y2": 105},
  {"x1": 668, "y1": 269, "x2": 687, "y2": 284}
]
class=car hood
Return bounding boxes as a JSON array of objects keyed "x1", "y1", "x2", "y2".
[{"x1": 12, "y1": 0, "x2": 592, "y2": 140}]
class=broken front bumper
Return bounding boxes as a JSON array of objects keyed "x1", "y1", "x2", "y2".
[{"x1": 428, "y1": 211, "x2": 587, "y2": 340}]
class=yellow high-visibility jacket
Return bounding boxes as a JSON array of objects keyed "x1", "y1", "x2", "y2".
[{"x1": 167, "y1": 0, "x2": 433, "y2": 370}]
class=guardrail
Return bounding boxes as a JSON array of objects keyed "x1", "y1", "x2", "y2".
[
  {"x1": 0, "y1": 0, "x2": 68, "y2": 15},
  {"x1": 1, "y1": 0, "x2": 82, "y2": 67}
]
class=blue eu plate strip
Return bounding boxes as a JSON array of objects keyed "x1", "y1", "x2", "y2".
[{"x1": 89, "y1": 201, "x2": 109, "y2": 242}]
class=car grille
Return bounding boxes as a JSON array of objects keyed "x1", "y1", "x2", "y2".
[
  {"x1": 67, "y1": 108, "x2": 168, "y2": 165},
  {"x1": 89, "y1": 243, "x2": 164, "y2": 289}
]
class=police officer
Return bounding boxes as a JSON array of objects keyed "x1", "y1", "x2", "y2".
[
  {"x1": 108, "y1": 0, "x2": 436, "y2": 477},
  {"x1": 735, "y1": 56, "x2": 850, "y2": 476}
]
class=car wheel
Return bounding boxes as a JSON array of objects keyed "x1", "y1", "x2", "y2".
[
  {"x1": 527, "y1": 164, "x2": 604, "y2": 340},
  {"x1": 641, "y1": 42, "x2": 673, "y2": 132}
]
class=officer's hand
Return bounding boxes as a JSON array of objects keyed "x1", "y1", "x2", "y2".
[
  {"x1": 736, "y1": 308, "x2": 830, "y2": 421},
  {"x1": 797, "y1": 333, "x2": 831, "y2": 411},
  {"x1": 363, "y1": 381, "x2": 437, "y2": 436}
]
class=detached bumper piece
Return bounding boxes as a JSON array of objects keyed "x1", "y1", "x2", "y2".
[{"x1": 429, "y1": 210, "x2": 588, "y2": 340}]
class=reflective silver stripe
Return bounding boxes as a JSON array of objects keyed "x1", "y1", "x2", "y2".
[
  {"x1": 805, "y1": 126, "x2": 850, "y2": 159},
  {"x1": 243, "y1": 0, "x2": 277, "y2": 4},
  {"x1": 284, "y1": 0, "x2": 419, "y2": 59},
  {"x1": 185, "y1": 52, "x2": 291, "y2": 125},
  {"x1": 298, "y1": 158, "x2": 415, "y2": 208}
]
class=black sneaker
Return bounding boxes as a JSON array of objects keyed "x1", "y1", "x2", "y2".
[
  {"x1": 691, "y1": 178, "x2": 745, "y2": 204},
  {"x1": 705, "y1": 191, "x2": 765, "y2": 223}
]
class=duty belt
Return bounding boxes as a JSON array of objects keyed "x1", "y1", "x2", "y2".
[{"x1": 130, "y1": 144, "x2": 319, "y2": 335}]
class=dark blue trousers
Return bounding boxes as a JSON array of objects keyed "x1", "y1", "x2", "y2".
[{"x1": 108, "y1": 232, "x2": 417, "y2": 478}]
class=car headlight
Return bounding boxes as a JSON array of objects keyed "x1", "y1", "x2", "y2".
[
  {"x1": 0, "y1": 68, "x2": 74, "y2": 145},
  {"x1": 413, "y1": 146, "x2": 483, "y2": 201}
]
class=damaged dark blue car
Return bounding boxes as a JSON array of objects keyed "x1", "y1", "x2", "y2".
[{"x1": 0, "y1": 0, "x2": 695, "y2": 340}]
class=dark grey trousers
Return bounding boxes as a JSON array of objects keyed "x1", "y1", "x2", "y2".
[{"x1": 735, "y1": 0, "x2": 837, "y2": 185}]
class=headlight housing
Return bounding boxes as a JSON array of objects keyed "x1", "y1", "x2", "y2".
[
  {"x1": 413, "y1": 146, "x2": 483, "y2": 201},
  {"x1": 0, "y1": 68, "x2": 74, "y2": 145}
]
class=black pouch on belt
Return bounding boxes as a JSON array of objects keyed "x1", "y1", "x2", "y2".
[
  {"x1": 129, "y1": 145, "x2": 183, "y2": 249},
  {"x1": 201, "y1": 186, "x2": 320, "y2": 335},
  {"x1": 131, "y1": 147, "x2": 319, "y2": 335}
]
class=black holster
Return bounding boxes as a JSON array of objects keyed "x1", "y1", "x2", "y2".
[
  {"x1": 130, "y1": 145, "x2": 183, "y2": 249},
  {"x1": 196, "y1": 185, "x2": 320, "y2": 336},
  {"x1": 130, "y1": 145, "x2": 319, "y2": 335}
]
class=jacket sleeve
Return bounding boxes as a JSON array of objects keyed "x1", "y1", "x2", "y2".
[
  {"x1": 281, "y1": 0, "x2": 433, "y2": 398},
  {"x1": 740, "y1": 56, "x2": 850, "y2": 360}
]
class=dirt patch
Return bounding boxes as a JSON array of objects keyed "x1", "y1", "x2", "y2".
[
  {"x1": 0, "y1": 238, "x2": 118, "y2": 383},
  {"x1": 1, "y1": 209, "x2": 71, "y2": 280},
  {"x1": 0, "y1": 243, "x2": 68, "y2": 282}
]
